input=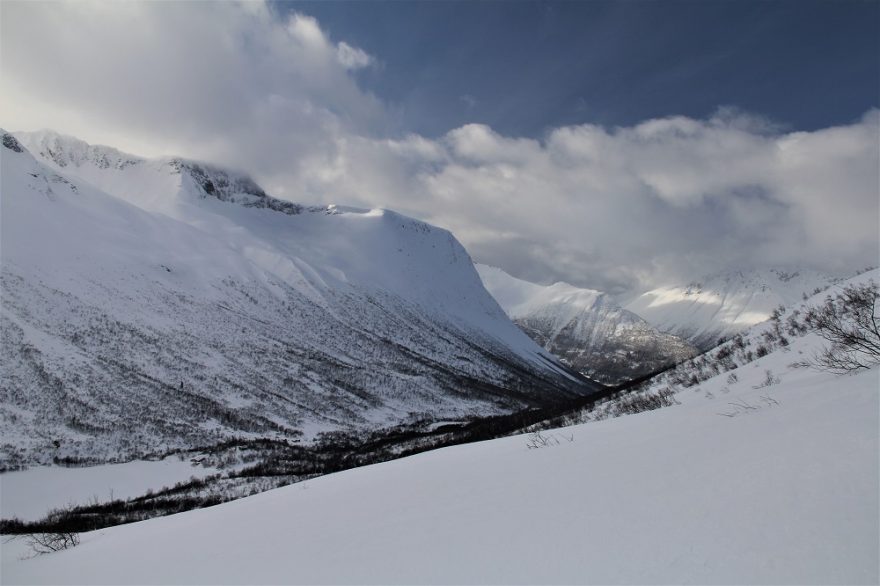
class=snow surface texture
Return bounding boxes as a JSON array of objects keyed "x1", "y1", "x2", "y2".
[
  {"x1": 0, "y1": 131, "x2": 594, "y2": 467},
  {"x1": 3, "y1": 277, "x2": 876, "y2": 584},
  {"x1": 0, "y1": 457, "x2": 222, "y2": 522},
  {"x1": 477, "y1": 264, "x2": 696, "y2": 384},
  {"x1": 624, "y1": 268, "x2": 839, "y2": 350}
]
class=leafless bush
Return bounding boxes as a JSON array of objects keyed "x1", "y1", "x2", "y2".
[
  {"x1": 803, "y1": 281, "x2": 880, "y2": 373},
  {"x1": 26, "y1": 532, "x2": 80, "y2": 555},
  {"x1": 526, "y1": 431, "x2": 560, "y2": 449},
  {"x1": 752, "y1": 369, "x2": 780, "y2": 389},
  {"x1": 525, "y1": 431, "x2": 575, "y2": 449}
]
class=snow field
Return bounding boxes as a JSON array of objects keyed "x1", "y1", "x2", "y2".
[{"x1": 4, "y1": 353, "x2": 876, "y2": 584}]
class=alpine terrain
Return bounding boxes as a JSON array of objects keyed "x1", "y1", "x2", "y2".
[
  {"x1": 477, "y1": 265, "x2": 697, "y2": 384},
  {"x1": 4, "y1": 270, "x2": 876, "y2": 585},
  {"x1": 0, "y1": 130, "x2": 597, "y2": 469},
  {"x1": 623, "y1": 268, "x2": 841, "y2": 350}
]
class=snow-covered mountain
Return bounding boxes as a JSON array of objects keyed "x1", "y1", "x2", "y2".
[
  {"x1": 623, "y1": 268, "x2": 841, "y2": 350},
  {"x1": 477, "y1": 265, "x2": 697, "y2": 384},
  {"x1": 5, "y1": 271, "x2": 876, "y2": 585},
  {"x1": 0, "y1": 130, "x2": 596, "y2": 468}
]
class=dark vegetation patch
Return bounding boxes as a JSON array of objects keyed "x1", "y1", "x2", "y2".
[{"x1": 0, "y1": 369, "x2": 669, "y2": 536}]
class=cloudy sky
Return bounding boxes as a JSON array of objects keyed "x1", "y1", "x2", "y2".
[{"x1": 2, "y1": 1, "x2": 878, "y2": 293}]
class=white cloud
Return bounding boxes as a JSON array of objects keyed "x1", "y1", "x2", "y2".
[
  {"x1": 2, "y1": 2, "x2": 876, "y2": 293},
  {"x1": 0, "y1": 1, "x2": 382, "y2": 178},
  {"x1": 287, "y1": 13, "x2": 328, "y2": 49},
  {"x1": 301, "y1": 110, "x2": 879, "y2": 293},
  {"x1": 336, "y1": 42, "x2": 374, "y2": 70}
]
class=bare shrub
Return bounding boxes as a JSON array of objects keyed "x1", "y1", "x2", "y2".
[
  {"x1": 803, "y1": 281, "x2": 880, "y2": 373},
  {"x1": 526, "y1": 431, "x2": 559, "y2": 449},
  {"x1": 752, "y1": 369, "x2": 780, "y2": 389},
  {"x1": 525, "y1": 430, "x2": 575, "y2": 449},
  {"x1": 26, "y1": 532, "x2": 80, "y2": 555}
]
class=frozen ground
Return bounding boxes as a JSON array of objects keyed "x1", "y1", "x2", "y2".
[
  {"x1": 0, "y1": 458, "x2": 221, "y2": 522},
  {"x1": 3, "y1": 341, "x2": 876, "y2": 584}
]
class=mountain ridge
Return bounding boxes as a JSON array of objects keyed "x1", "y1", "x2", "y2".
[
  {"x1": 623, "y1": 267, "x2": 841, "y2": 350},
  {"x1": 1, "y1": 130, "x2": 597, "y2": 468},
  {"x1": 476, "y1": 264, "x2": 697, "y2": 384}
]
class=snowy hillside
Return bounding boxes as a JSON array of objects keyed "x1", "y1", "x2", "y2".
[
  {"x1": 477, "y1": 265, "x2": 696, "y2": 384},
  {"x1": 3, "y1": 275, "x2": 876, "y2": 584},
  {"x1": 0, "y1": 131, "x2": 595, "y2": 468},
  {"x1": 14, "y1": 130, "x2": 302, "y2": 218},
  {"x1": 623, "y1": 268, "x2": 840, "y2": 350},
  {"x1": 631, "y1": 268, "x2": 880, "y2": 395}
]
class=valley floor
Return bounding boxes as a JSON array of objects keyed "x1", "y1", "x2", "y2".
[
  {"x1": 2, "y1": 360, "x2": 877, "y2": 584},
  {"x1": 0, "y1": 457, "x2": 224, "y2": 522}
]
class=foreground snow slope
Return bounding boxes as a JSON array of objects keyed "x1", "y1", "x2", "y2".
[
  {"x1": 4, "y1": 333, "x2": 876, "y2": 584},
  {"x1": 624, "y1": 268, "x2": 838, "y2": 350},
  {"x1": 477, "y1": 265, "x2": 696, "y2": 384},
  {"x1": 1, "y1": 131, "x2": 592, "y2": 466}
]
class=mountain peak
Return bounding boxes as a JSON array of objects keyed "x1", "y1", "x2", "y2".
[
  {"x1": 476, "y1": 264, "x2": 696, "y2": 384},
  {"x1": 1, "y1": 134, "x2": 596, "y2": 464},
  {"x1": 13, "y1": 130, "x2": 309, "y2": 216},
  {"x1": 15, "y1": 129, "x2": 142, "y2": 171}
]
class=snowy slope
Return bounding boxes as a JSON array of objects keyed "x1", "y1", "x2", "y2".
[
  {"x1": 0, "y1": 458, "x2": 224, "y2": 522},
  {"x1": 1, "y1": 131, "x2": 594, "y2": 467},
  {"x1": 624, "y1": 268, "x2": 840, "y2": 350},
  {"x1": 3, "y1": 290, "x2": 876, "y2": 584},
  {"x1": 477, "y1": 265, "x2": 696, "y2": 384},
  {"x1": 14, "y1": 130, "x2": 302, "y2": 219}
]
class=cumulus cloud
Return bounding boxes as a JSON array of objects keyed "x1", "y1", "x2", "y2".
[
  {"x1": 0, "y1": 1, "x2": 382, "y2": 190},
  {"x1": 2, "y1": 1, "x2": 876, "y2": 293},
  {"x1": 302, "y1": 111, "x2": 880, "y2": 293},
  {"x1": 336, "y1": 42, "x2": 374, "y2": 70}
]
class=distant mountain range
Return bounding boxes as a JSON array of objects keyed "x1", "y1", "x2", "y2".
[
  {"x1": 476, "y1": 265, "x2": 697, "y2": 384},
  {"x1": 1, "y1": 130, "x2": 596, "y2": 468},
  {"x1": 476, "y1": 263, "x2": 848, "y2": 382},
  {"x1": 623, "y1": 268, "x2": 840, "y2": 350}
]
